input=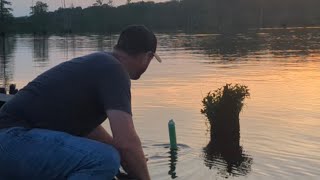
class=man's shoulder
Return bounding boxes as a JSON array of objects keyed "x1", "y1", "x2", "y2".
[
  {"x1": 78, "y1": 52, "x2": 129, "y2": 80},
  {"x1": 77, "y1": 51, "x2": 120, "y2": 65}
]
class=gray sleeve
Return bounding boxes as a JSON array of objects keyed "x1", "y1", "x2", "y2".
[{"x1": 98, "y1": 64, "x2": 132, "y2": 115}]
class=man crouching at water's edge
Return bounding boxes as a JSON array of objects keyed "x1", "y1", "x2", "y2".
[{"x1": 0, "y1": 25, "x2": 162, "y2": 180}]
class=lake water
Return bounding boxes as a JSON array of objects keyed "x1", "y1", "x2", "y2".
[{"x1": 0, "y1": 28, "x2": 320, "y2": 179}]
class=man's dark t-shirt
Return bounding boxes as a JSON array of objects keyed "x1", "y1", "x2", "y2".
[{"x1": 0, "y1": 52, "x2": 132, "y2": 136}]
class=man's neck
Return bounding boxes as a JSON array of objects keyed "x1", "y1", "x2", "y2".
[{"x1": 111, "y1": 49, "x2": 132, "y2": 74}]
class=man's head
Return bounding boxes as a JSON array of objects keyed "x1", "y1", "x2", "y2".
[{"x1": 113, "y1": 25, "x2": 161, "y2": 80}]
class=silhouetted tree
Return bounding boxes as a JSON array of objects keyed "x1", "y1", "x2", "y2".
[
  {"x1": 5, "y1": 0, "x2": 320, "y2": 34},
  {"x1": 107, "y1": 0, "x2": 113, "y2": 6},
  {"x1": 30, "y1": 1, "x2": 48, "y2": 15},
  {"x1": 30, "y1": 1, "x2": 49, "y2": 33},
  {"x1": 93, "y1": 0, "x2": 104, "y2": 6},
  {"x1": 0, "y1": 0, "x2": 13, "y2": 34}
]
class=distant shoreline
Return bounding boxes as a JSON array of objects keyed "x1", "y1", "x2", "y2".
[
  {"x1": 2, "y1": 26, "x2": 320, "y2": 37},
  {"x1": 2, "y1": 1, "x2": 320, "y2": 35}
]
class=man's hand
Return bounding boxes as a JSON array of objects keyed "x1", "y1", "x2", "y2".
[{"x1": 86, "y1": 124, "x2": 150, "y2": 179}]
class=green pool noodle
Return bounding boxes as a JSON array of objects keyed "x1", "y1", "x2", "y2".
[{"x1": 168, "y1": 119, "x2": 177, "y2": 149}]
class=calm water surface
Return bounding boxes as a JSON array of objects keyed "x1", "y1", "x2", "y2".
[{"x1": 0, "y1": 28, "x2": 320, "y2": 179}]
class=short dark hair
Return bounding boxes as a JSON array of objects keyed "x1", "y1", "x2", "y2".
[{"x1": 115, "y1": 25, "x2": 157, "y2": 55}]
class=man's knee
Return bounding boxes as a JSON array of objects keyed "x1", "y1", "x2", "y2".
[
  {"x1": 67, "y1": 145, "x2": 121, "y2": 179},
  {"x1": 95, "y1": 144, "x2": 121, "y2": 173}
]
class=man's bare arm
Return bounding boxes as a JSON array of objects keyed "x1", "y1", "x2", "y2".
[{"x1": 107, "y1": 109, "x2": 150, "y2": 180}]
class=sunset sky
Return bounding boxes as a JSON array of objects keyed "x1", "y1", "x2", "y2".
[{"x1": 11, "y1": 0, "x2": 168, "y2": 17}]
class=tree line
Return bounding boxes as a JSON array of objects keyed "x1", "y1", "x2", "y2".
[{"x1": 1, "y1": 0, "x2": 320, "y2": 34}]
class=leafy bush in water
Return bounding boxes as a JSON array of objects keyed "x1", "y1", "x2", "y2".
[
  {"x1": 201, "y1": 84, "x2": 251, "y2": 175},
  {"x1": 201, "y1": 84, "x2": 250, "y2": 127}
]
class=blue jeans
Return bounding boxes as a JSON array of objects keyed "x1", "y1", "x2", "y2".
[{"x1": 0, "y1": 127, "x2": 120, "y2": 180}]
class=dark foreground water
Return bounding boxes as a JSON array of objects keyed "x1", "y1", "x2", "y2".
[{"x1": 0, "y1": 27, "x2": 319, "y2": 179}]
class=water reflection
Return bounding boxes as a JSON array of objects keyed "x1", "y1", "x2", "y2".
[
  {"x1": 96, "y1": 34, "x2": 116, "y2": 52},
  {"x1": 203, "y1": 139, "x2": 252, "y2": 178},
  {"x1": 202, "y1": 113, "x2": 252, "y2": 178},
  {"x1": 176, "y1": 28, "x2": 320, "y2": 62},
  {"x1": 267, "y1": 29, "x2": 320, "y2": 58},
  {"x1": 97, "y1": 34, "x2": 105, "y2": 52},
  {"x1": 168, "y1": 149, "x2": 178, "y2": 179},
  {"x1": 0, "y1": 35, "x2": 16, "y2": 89},
  {"x1": 199, "y1": 34, "x2": 266, "y2": 60},
  {"x1": 4, "y1": 29, "x2": 320, "y2": 179},
  {"x1": 33, "y1": 35, "x2": 49, "y2": 66}
]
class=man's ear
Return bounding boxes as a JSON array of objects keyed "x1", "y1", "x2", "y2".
[
  {"x1": 147, "y1": 51, "x2": 153, "y2": 58},
  {"x1": 142, "y1": 51, "x2": 153, "y2": 65}
]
